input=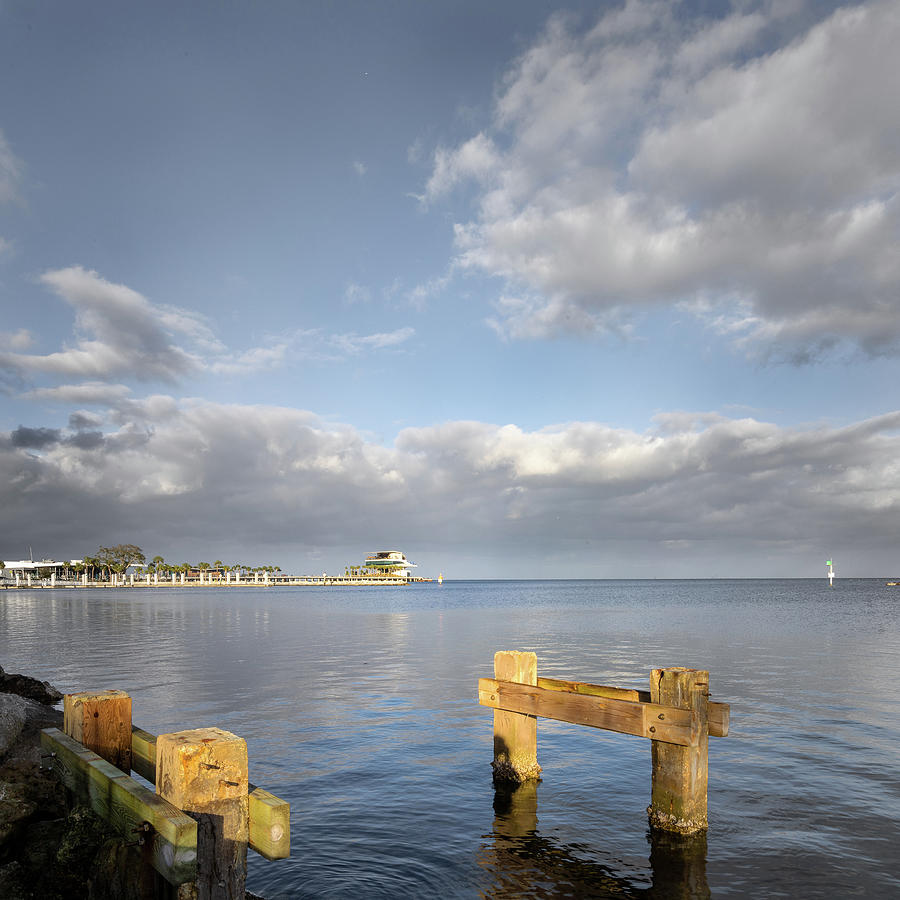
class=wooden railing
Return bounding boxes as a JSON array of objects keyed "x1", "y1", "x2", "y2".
[
  {"x1": 478, "y1": 651, "x2": 731, "y2": 835},
  {"x1": 41, "y1": 690, "x2": 289, "y2": 897}
]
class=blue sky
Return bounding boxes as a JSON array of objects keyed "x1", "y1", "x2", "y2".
[{"x1": 1, "y1": 0, "x2": 899, "y2": 577}]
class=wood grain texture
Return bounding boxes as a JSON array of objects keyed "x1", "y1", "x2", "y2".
[
  {"x1": 130, "y1": 725, "x2": 290, "y2": 860},
  {"x1": 41, "y1": 727, "x2": 197, "y2": 885},
  {"x1": 480, "y1": 678, "x2": 695, "y2": 746},
  {"x1": 156, "y1": 728, "x2": 249, "y2": 899},
  {"x1": 648, "y1": 668, "x2": 709, "y2": 835},
  {"x1": 63, "y1": 690, "x2": 132, "y2": 771},
  {"x1": 492, "y1": 651, "x2": 542, "y2": 783},
  {"x1": 536, "y1": 677, "x2": 729, "y2": 738}
]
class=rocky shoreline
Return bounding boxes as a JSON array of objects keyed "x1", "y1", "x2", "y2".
[
  {"x1": 0, "y1": 665, "x2": 116, "y2": 899},
  {"x1": 0, "y1": 666, "x2": 265, "y2": 899}
]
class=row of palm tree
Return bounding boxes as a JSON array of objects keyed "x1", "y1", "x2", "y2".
[
  {"x1": 55, "y1": 547, "x2": 283, "y2": 582},
  {"x1": 132, "y1": 557, "x2": 282, "y2": 580},
  {"x1": 1, "y1": 548, "x2": 286, "y2": 583}
]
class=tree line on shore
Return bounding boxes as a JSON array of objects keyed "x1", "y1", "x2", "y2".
[{"x1": 0, "y1": 545, "x2": 282, "y2": 581}]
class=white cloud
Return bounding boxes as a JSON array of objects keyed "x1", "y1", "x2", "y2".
[
  {"x1": 344, "y1": 282, "x2": 372, "y2": 304},
  {"x1": 329, "y1": 327, "x2": 415, "y2": 354},
  {"x1": 425, "y1": 0, "x2": 900, "y2": 358},
  {"x1": 0, "y1": 266, "x2": 200, "y2": 382},
  {"x1": 22, "y1": 382, "x2": 133, "y2": 406},
  {"x1": 3, "y1": 401, "x2": 900, "y2": 575},
  {"x1": 0, "y1": 130, "x2": 22, "y2": 206},
  {"x1": 0, "y1": 328, "x2": 33, "y2": 350},
  {"x1": 422, "y1": 133, "x2": 501, "y2": 204},
  {"x1": 353, "y1": 160, "x2": 367, "y2": 176},
  {"x1": 0, "y1": 267, "x2": 415, "y2": 388},
  {"x1": 405, "y1": 273, "x2": 450, "y2": 310},
  {"x1": 207, "y1": 343, "x2": 291, "y2": 376}
]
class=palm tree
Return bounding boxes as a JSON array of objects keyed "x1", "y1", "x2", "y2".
[{"x1": 82, "y1": 556, "x2": 97, "y2": 582}]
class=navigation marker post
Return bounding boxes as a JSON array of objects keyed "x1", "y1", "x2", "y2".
[{"x1": 826, "y1": 559, "x2": 834, "y2": 587}]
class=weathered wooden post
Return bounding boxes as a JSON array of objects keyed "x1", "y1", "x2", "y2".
[
  {"x1": 491, "y1": 651, "x2": 542, "y2": 783},
  {"x1": 648, "y1": 668, "x2": 709, "y2": 834},
  {"x1": 63, "y1": 690, "x2": 133, "y2": 771},
  {"x1": 156, "y1": 728, "x2": 250, "y2": 899}
]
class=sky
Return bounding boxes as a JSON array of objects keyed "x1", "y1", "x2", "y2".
[{"x1": 1, "y1": 0, "x2": 899, "y2": 578}]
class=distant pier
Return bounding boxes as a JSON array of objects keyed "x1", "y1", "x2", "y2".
[{"x1": 0, "y1": 572, "x2": 433, "y2": 589}]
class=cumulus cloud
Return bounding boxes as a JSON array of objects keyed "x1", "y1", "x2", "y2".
[
  {"x1": 426, "y1": 0, "x2": 900, "y2": 357},
  {"x1": 68, "y1": 411, "x2": 104, "y2": 431},
  {"x1": 10, "y1": 426, "x2": 61, "y2": 449},
  {"x1": 2, "y1": 401, "x2": 900, "y2": 575},
  {"x1": 0, "y1": 267, "x2": 201, "y2": 382},
  {"x1": 422, "y1": 133, "x2": 501, "y2": 204}
]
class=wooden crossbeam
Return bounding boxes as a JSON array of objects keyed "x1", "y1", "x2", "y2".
[
  {"x1": 41, "y1": 728, "x2": 197, "y2": 885},
  {"x1": 536, "y1": 677, "x2": 730, "y2": 738},
  {"x1": 478, "y1": 678, "x2": 697, "y2": 747},
  {"x1": 130, "y1": 724, "x2": 290, "y2": 860}
]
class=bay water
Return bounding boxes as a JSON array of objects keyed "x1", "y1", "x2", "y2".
[{"x1": 1, "y1": 579, "x2": 898, "y2": 898}]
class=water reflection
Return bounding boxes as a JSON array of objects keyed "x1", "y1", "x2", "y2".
[
  {"x1": 480, "y1": 781, "x2": 710, "y2": 900},
  {"x1": 4, "y1": 580, "x2": 899, "y2": 897}
]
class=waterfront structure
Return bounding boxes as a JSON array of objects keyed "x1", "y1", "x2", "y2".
[
  {"x1": 363, "y1": 551, "x2": 417, "y2": 578},
  {"x1": 0, "y1": 558, "x2": 82, "y2": 585}
]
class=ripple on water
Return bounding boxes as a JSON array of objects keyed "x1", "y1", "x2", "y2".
[{"x1": 2, "y1": 580, "x2": 899, "y2": 898}]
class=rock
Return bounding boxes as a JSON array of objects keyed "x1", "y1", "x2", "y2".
[
  {"x1": 0, "y1": 859, "x2": 28, "y2": 900},
  {"x1": 0, "y1": 780, "x2": 36, "y2": 848},
  {"x1": 0, "y1": 666, "x2": 63, "y2": 705},
  {"x1": 0, "y1": 695, "x2": 27, "y2": 757}
]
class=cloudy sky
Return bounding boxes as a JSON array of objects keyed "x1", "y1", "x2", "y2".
[{"x1": 1, "y1": 0, "x2": 898, "y2": 578}]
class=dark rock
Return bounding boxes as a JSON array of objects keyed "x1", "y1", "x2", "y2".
[
  {"x1": 0, "y1": 695, "x2": 27, "y2": 757},
  {"x1": 0, "y1": 666, "x2": 63, "y2": 705}
]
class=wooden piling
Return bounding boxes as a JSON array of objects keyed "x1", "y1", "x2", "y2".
[
  {"x1": 648, "y1": 668, "x2": 709, "y2": 834},
  {"x1": 63, "y1": 690, "x2": 133, "y2": 771},
  {"x1": 156, "y1": 727, "x2": 249, "y2": 899},
  {"x1": 491, "y1": 651, "x2": 542, "y2": 783}
]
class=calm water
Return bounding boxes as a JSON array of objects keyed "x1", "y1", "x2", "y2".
[{"x1": 1, "y1": 579, "x2": 898, "y2": 898}]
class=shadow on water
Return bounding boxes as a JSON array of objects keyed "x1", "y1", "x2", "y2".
[{"x1": 478, "y1": 781, "x2": 710, "y2": 900}]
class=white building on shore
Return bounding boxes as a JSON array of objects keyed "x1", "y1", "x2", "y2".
[{"x1": 0, "y1": 558, "x2": 82, "y2": 584}]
